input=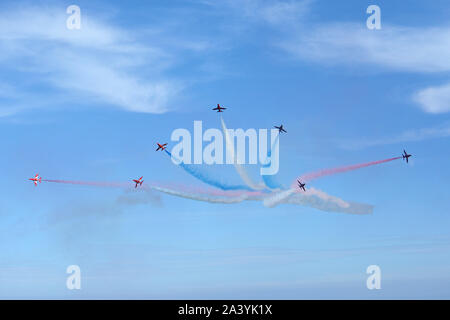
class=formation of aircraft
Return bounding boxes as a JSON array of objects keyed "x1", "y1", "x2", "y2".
[
  {"x1": 402, "y1": 150, "x2": 412, "y2": 163},
  {"x1": 29, "y1": 173, "x2": 42, "y2": 186},
  {"x1": 274, "y1": 124, "x2": 287, "y2": 133},
  {"x1": 156, "y1": 143, "x2": 167, "y2": 151},
  {"x1": 28, "y1": 100, "x2": 413, "y2": 193},
  {"x1": 132, "y1": 176, "x2": 144, "y2": 188},
  {"x1": 297, "y1": 180, "x2": 306, "y2": 192},
  {"x1": 212, "y1": 104, "x2": 226, "y2": 113}
]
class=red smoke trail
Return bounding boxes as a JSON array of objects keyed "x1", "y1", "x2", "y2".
[
  {"x1": 43, "y1": 179, "x2": 128, "y2": 188},
  {"x1": 293, "y1": 156, "x2": 402, "y2": 188},
  {"x1": 42, "y1": 179, "x2": 266, "y2": 198}
]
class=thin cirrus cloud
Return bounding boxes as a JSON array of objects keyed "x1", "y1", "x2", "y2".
[
  {"x1": 280, "y1": 23, "x2": 450, "y2": 73},
  {"x1": 202, "y1": 0, "x2": 313, "y2": 28},
  {"x1": 278, "y1": 23, "x2": 450, "y2": 114},
  {"x1": 0, "y1": 6, "x2": 184, "y2": 116},
  {"x1": 337, "y1": 123, "x2": 450, "y2": 150},
  {"x1": 210, "y1": 1, "x2": 450, "y2": 73},
  {"x1": 210, "y1": 1, "x2": 450, "y2": 115},
  {"x1": 413, "y1": 82, "x2": 450, "y2": 114},
  {"x1": 232, "y1": 0, "x2": 312, "y2": 26}
]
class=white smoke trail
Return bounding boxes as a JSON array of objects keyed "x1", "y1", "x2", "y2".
[
  {"x1": 149, "y1": 185, "x2": 256, "y2": 204},
  {"x1": 262, "y1": 186, "x2": 344, "y2": 209},
  {"x1": 303, "y1": 188, "x2": 350, "y2": 209},
  {"x1": 43, "y1": 177, "x2": 372, "y2": 214},
  {"x1": 262, "y1": 187, "x2": 372, "y2": 214},
  {"x1": 283, "y1": 192, "x2": 373, "y2": 215},
  {"x1": 220, "y1": 116, "x2": 266, "y2": 190},
  {"x1": 148, "y1": 183, "x2": 370, "y2": 215},
  {"x1": 263, "y1": 188, "x2": 296, "y2": 207}
]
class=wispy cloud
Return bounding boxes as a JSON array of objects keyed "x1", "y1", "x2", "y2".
[
  {"x1": 280, "y1": 23, "x2": 450, "y2": 73},
  {"x1": 230, "y1": 0, "x2": 312, "y2": 26},
  {"x1": 200, "y1": 0, "x2": 313, "y2": 31},
  {"x1": 203, "y1": 1, "x2": 450, "y2": 115},
  {"x1": 0, "y1": 5, "x2": 190, "y2": 115},
  {"x1": 275, "y1": 21, "x2": 450, "y2": 114},
  {"x1": 414, "y1": 82, "x2": 450, "y2": 114},
  {"x1": 337, "y1": 123, "x2": 450, "y2": 150},
  {"x1": 212, "y1": 2, "x2": 450, "y2": 115},
  {"x1": 209, "y1": 1, "x2": 450, "y2": 73}
]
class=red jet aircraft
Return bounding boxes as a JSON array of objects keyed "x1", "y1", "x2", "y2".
[
  {"x1": 132, "y1": 176, "x2": 144, "y2": 188},
  {"x1": 156, "y1": 143, "x2": 167, "y2": 151},
  {"x1": 29, "y1": 173, "x2": 42, "y2": 186},
  {"x1": 212, "y1": 104, "x2": 226, "y2": 112}
]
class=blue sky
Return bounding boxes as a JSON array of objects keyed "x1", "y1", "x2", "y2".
[{"x1": 0, "y1": 0, "x2": 450, "y2": 299}]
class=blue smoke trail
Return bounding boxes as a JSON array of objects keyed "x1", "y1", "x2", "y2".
[
  {"x1": 261, "y1": 134, "x2": 284, "y2": 189},
  {"x1": 164, "y1": 150, "x2": 253, "y2": 191}
]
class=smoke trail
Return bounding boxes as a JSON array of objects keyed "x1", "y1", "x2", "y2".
[
  {"x1": 262, "y1": 187, "x2": 372, "y2": 214},
  {"x1": 43, "y1": 179, "x2": 128, "y2": 188},
  {"x1": 45, "y1": 177, "x2": 371, "y2": 214},
  {"x1": 304, "y1": 188, "x2": 350, "y2": 208},
  {"x1": 149, "y1": 183, "x2": 370, "y2": 215},
  {"x1": 146, "y1": 181, "x2": 265, "y2": 198},
  {"x1": 149, "y1": 185, "x2": 260, "y2": 204},
  {"x1": 264, "y1": 156, "x2": 401, "y2": 208},
  {"x1": 42, "y1": 178, "x2": 371, "y2": 214},
  {"x1": 283, "y1": 189, "x2": 373, "y2": 215},
  {"x1": 263, "y1": 188, "x2": 295, "y2": 207},
  {"x1": 147, "y1": 184, "x2": 367, "y2": 215},
  {"x1": 261, "y1": 134, "x2": 284, "y2": 190},
  {"x1": 43, "y1": 178, "x2": 263, "y2": 198},
  {"x1": 294, "y1": 156, "x2": 402, "y2": 186},
  {"x1": 220, "y1": 116, "x2": 266, "y2": 190},
  {"x1": 164, "y1": 150, "x2": 252, "y2": 191}
]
